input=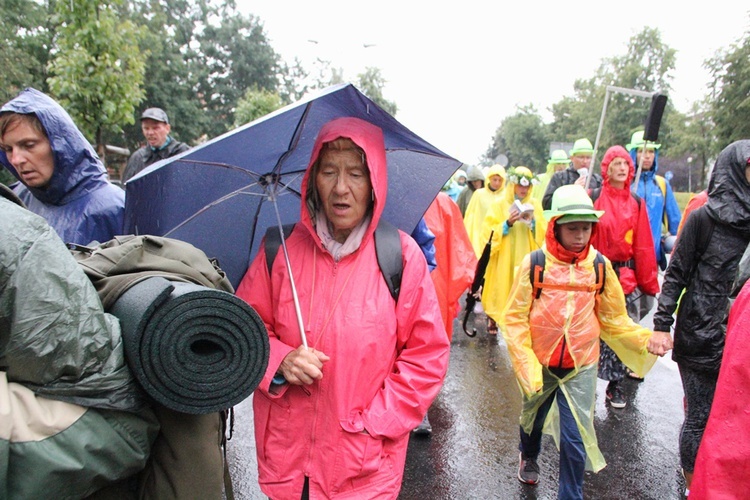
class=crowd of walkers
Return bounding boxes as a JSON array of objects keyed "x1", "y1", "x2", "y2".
[
  {"x1": 1, "y1": 84, "x2": 749, "y2": 500},
  {"x1": 443, "y1": 134, "x2": 750, "y2": 499}
]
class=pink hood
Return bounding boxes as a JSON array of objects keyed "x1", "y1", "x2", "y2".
[{"x1": 300, "y1": 117, "x2": 388, "y2": 247}]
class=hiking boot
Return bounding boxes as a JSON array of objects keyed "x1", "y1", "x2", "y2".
[
  {"x1": 606, "y1": 383, "x2": 626, "y2": 409},
  {"x1": 518, "y1": 453, "x2": 540, "y2": 485},
  {"x1": 412, "y1": 413, "x2": 432, "y2": 436}
]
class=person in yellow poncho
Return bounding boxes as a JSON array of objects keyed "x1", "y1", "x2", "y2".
[
  {"x1": 481, "y1": 166, "x2": 546, "y2": 334},
  {"x1": 501, "y1": 184, "x2": 662, "y2": 499},
  {"x1": 531, "y1": 149, "x2": 569, "y2": 205},
  {"x1": 463, "y1": 164, "x2": 506, "y2": 257}
]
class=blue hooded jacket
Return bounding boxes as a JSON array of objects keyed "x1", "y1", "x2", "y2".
[
  {"x1": 630, "y1": 148, "x2": 681, "y2": 264},
  {"x1": 1, "y1": 88, "x2": 124, "y2": 246}
]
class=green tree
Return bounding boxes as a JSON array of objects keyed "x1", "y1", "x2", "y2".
[
  {"x1": 356, "y1": 67, "x2": 398, "y2": 116},
  {"x1": 48, "y1": 0, "x2": 147, "y2": 163},
  {"x1": 486, "y1": 105, "x2": 549, "y2": 172},
  {"x1": 233, "y1": 86, "x2": 284, "y2": 128},
  {"x1": 0, "y1": 0, "x2": 53, "y2": 103},
  {"x1": 198, "y1": 4, "x2": 280, "y2": 138},
  {"x1": 706, "y1": 21, "x2": 750, "y2": 146},
  {"x1": 549, "y1": 27, "x2": 677, "y2": 151}
]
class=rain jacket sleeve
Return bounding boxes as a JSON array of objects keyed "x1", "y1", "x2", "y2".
[
  {"x1": 501, "y1": 256, "x2": 543, "y2": 395},
  {"x1": 236, "y1": 245, "x2": 295, "y2": 397},
  {"x1": 596, "y1": 258, "x2": 657, "y2": 378},
  {"x1": 665, "y1": 181, "x2": 681, "y2": 235},
  {"x1": 633, "y1": 198, "x2": 660, "y2": 295}
]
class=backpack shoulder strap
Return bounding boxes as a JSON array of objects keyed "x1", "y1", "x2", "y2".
[
  {"x1": 264, "y1": 223, "x2": 296, "y2": 277},
  {"x1": 655, "y1": 175, "x2": 667, "y2": 198},
  {"x1": 695, "y1": 206, "x2": 715, "y2": 258},
  {"x1": 593, "y1": 251, "x2": 606, "y2": 294},
  {"x1": 374, "y1": 219, "x2": 403, "y2": 301},
  {"x1": 529, "y1": 249, "x2": 546, "y2": 299}
]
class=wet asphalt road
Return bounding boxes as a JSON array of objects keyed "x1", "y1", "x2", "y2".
[{"x1": 225, "y1": 303, "x2": 687, "y2": 499}]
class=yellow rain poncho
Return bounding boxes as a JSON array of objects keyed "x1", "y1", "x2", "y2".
[
  {"x1": 463, "y1": 164, "x2": 506, "y2": 257},
  {"x1": 501, "y1": 229, "x2": 656, "y2": 472},
  {"x1": 481, "y1": 168, "x2": 546, "y2": 324}
]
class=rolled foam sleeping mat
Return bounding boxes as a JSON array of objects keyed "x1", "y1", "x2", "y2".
[{"x1": 110, "y1": 276, "x2": 269, "y2": 414}]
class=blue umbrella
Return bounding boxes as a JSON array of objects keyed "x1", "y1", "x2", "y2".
[{"x1": 124, "y1": 83, "x2": 461, "y2": 289}]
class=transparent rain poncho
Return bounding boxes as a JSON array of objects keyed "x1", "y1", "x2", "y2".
[{"x1": 502, "y1": 243, "x2": 656, "y2": 471}]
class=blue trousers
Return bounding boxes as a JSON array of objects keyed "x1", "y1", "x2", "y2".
[{"x1": 519, "y1": 371, "x2": 586, "y2": 500}]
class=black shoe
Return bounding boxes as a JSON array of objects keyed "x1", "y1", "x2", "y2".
[
  {"x1": 518, "y1": 452, "x2": 540, "y2": 485},
  {"x1": 606, "y1": 383, "x2": 627, "y2": 409},
  {"x1": 412, "y1": 414, "x2": 432, "y2": 436}
]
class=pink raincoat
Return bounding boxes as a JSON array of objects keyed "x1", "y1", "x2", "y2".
[{"x1": 236, "y1": 117, "x2": 449, "y2": 499}]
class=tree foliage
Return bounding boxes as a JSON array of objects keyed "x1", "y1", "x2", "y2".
[
  {"x1": 0, "y1": 0, "x2": 52, "y2": 103},
  {"x1": 233, "y1": 86, "x2": 284, "y2": 128},
  {"x1": 486, "y1": 105, "x2": 549, "y2": 173},
  {"x1": 548, "y1": 27, "x2": 677, "y2": 153},
  {"x1": 706, "y1": 23, "x2": 750, "y2": 146},
  {"x1": 356, "y1": 67, "x2": 398, "y2": 116},
  {"x1": 48, "y1": 0, "x2": 147, "y2": 160}
]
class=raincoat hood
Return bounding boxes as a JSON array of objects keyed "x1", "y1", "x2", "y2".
[
  {"x1": 300, "y1": 117, "x2": 386, "y2": 245},
  {"x1": 627, "y1": 131, "x2": 660, "y2": 177},
  {"x1": 705, "y1": 140, "x2": 750, "y2": 234},
  {"x1": 486, "y1": 163, "x2": 507, "y2": 184},
  {"x1": 601, "y1": 145, "x2": 635, "y2": 188},
  {"x1": 1, "y1": 88, "x2": 110, "y2": 206},
  {"x1": 465, "y1": 164, "x2": 485, "y2": 182}
]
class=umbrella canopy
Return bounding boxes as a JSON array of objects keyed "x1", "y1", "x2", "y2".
[{"x1": 124, "y1": 83, "x2": 461, "y2": 288}]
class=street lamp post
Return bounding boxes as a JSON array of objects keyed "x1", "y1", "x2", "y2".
[{"x1": 687, "y1": 156, "x2": 693, "y2": 192}]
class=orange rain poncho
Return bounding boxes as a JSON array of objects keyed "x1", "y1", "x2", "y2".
[
  {"x1": 480, "y1": 168, "x2": 546, "y2": 325},
  {"x1": 463, "y1": 164, "x2": 507, "y2": 257},
  {"x1": 424, "y1": 192, "x2": 477, "y2": 340},
  {"x1": 501, "y1": 218, "x2": 656, "y2": 471}
]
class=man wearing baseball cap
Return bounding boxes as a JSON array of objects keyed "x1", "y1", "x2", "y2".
[{"x1": 121, "y1": 107, "x2": 190, "y2": 183}]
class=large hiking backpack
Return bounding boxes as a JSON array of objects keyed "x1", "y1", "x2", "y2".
[{"x1": 264, "y1": 219, "x2": 403, "y2": 301}]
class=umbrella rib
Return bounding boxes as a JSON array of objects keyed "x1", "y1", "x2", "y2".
[
  {"x1": 164, "y1": 183, "x2": 263, "y2": 237},
  {"x1": 177, "y1": 159, "x2": 264, "y2": 179},
  {"x1": 272, "y1": 102, "x2": 313, "y2": 175}
]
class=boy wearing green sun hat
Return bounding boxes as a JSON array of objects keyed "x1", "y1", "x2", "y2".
[{"x1": 501, "y1": 184, "x2": 661, "y2": 498}]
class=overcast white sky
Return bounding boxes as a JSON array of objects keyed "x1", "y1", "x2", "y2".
[{"x1": 239, "y1": 1, "x2": 749, "y2": 165}]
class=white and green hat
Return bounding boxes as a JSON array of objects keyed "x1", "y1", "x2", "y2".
[
  {"x1": 569, "y1": 138, "x2": 594, "y2": 156},
  {"x1": 543, "y1": 184, "x2": 604, "y2": 224},
  {"x1": 626, "y1": 130, "x2": 661, "y2": 151},
  {"x1": 547, "y1": 149, "x2": 570, "y2": 167}
]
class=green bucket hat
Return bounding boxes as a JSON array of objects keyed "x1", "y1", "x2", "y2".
[
  {"x1": 569, "y1": 138, "x2": 594, "y2": 156},
  {"x1": 543, "y1": 184, "x2": 604, "y2": 223},
  {"x1": 547, "y1": 149, "x2": 570, "y2": 167},
  {"x1": 626, "y1": 130, "x2": 661, "y2": 151}
]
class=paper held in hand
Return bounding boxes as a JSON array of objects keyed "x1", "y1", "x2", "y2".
[{"x1": 511, "y1": 199, "x2": 535, "y2": 226}]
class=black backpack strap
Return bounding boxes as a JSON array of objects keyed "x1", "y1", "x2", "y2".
[
  {"x1": 374, "y1": 219, "x2": 403, "y2": 301},
  {"x1": 529, "y1": 249, "x2": 545, "y2": 299},
  {"x1": 264, "y1": 223, "x2": 296, "y2": 277},
  {"x1": 695, "y1": 206, "x2": 715, "y2": 258},
  {"x1": 593, "y1": 251, "x2": 606, "y2": 294}
]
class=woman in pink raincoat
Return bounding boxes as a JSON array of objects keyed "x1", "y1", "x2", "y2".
[{"x1": 236, "y1": 117, "x2": 450, "y2": 499}]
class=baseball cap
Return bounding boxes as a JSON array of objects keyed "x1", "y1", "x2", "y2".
[{"x1": 140, "y1": 107, "x2": 169, "y2": 124}]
